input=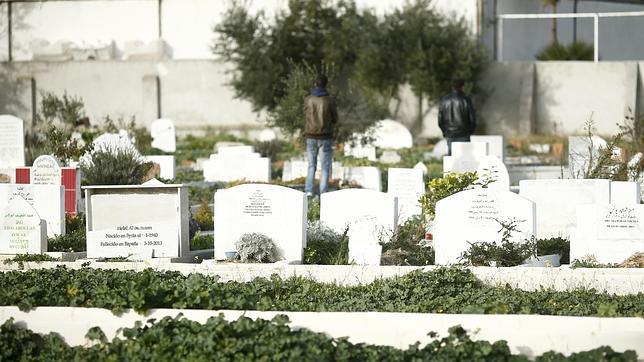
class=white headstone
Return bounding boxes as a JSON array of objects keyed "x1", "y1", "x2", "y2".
[
  {"x1": 379, "y1": 150, "x2": 402, "y2": 164},
  {"x1": 282, "y1": 159, "x2": 343, "y2": 182},
  {"x1": 572, "y1": 204, "x2": 644, "y2": 264},
  {"x1": 413, "y1": 161, "x2": 428, "y2": 175},
  {"x1": 214, "y1": 142, "x2": 247, "y2": 152},
  {"x1": 343, "y1": 143, "x2": 377, "y2": 161},
  {"x1": 476, "y1": 156, "x2": 510, "y2": 190},
  {"x1": 321, "y1": 189, "x2": 398, "y2": 265},
  {"x1": 0, "y1": 184, "x2": 65, "y2": 238},
  {"x1": 387, "y1": 168, "x2": 424, "y2": 223},
  {"x1": 217, "y1": 145, "x2": 255, "y2": 156},
  {"x1": 258, "y1": 129, "x2": 277, "y2": 142},
  {"x1": 610, "y1": 181, "x2": 641, "y2": 205},
  {"x1": 443, "y1": 141, "x2": 488, "y2": 174},
  {"x1": 343, "y1": 167, "x2": 382, "y2": 191},
  {"x1": 434, "y1": 188, "x2": 536, "y2": 265},
  {"x1": 150, "y1": 119, "x2": 176, "y2": 152},
  {"x1": 0, "y1": 115, "x2": 26, "y2": 168},
  {"x1": 568, "y1": 135, "x2": 608, "y2": 179},
  {"x1": 214, "y1": 184, "x2": 306, "y2": 262},
  {"x1": 84, "y1": 184, "x2": 189, "y2": 259},
  {"x1": 202, "y1": 152, "x2": 270, "y2": 183},
  {"x1": 0, "y1": 196, "x2": 47, "y2": 254},
  {"x1": 143, "y1": 155, "x2": 176, "y2": 180},
  {"x1": 428, "y1": 139, "x2": 449, "y2": 159},
  {"x1": 373, "y1": 119, "x2": 413, "y2": 149},
  {"x1": 519, "y1": 179, "x2": 611, "y2": 238},
  {"x1": 31, "y1": 155, "x2": 62, "y2": 185},
  {"x1": 471, "y1": 135, "x2": 504, "y2": 160}
]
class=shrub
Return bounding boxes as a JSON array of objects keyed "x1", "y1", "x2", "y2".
[
  {"x1": 459, "y1": 219, "x2": 536, "y2": 267},
  {"x1": 80, "y1": 146, "x2": 152, "y2": 185},
  {"x1": 48, "y1": 214, "x2": 86, "y2": 252},
  {"x1": 303, "y1": 222, "x2": 349, "y2": 265},
  {"x1": 420, "y1": 172, "x2": 483, "y2": 219},
  {"x1": 537, "y1": 236, "x2": 570, "y2": 264},
  {"x1": 381, "y1": 215, "x2": 434, "y2": 266},
  {"x1": 190, "y1": 232, "x2": 213, "y2": 251},
  {"x1": 307, "y1": 197, "x2": 320, "y2": 222},
  {"x1": 193, "y1": 202, "x2": 214, "y2": 230},
  {"x1": 536, "y1": 41, "x2": 594, "y2": 61},
  {"x1": 235, "y1": 233, "x2": 278, "y2": 263}
]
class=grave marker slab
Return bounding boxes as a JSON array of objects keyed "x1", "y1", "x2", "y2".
[
  {"x1": 84, "y1": 184, "x2": 189, "y2": 259},
  {"x1": 150, "y1": 118, "x2": 176, "y2": 152},
  {"x1": 568, "y1": 136, "x2": 609, "y2": 179},
  {"x1": 0, "y1": 184, "x2": 65, "y2": 238},
  {"x1": 343, "y1": 143, "x2": 377, "y2": 161},
  {"x1": 610, "y1": 181, "x2": 641, "y2": 205},
  {"x1": 519, "y1": 179, "x2": 610, "y2": 238},
  {"x1": 144, "y1": 155, "x2": 176, "y2": 180},
  {"x1": 0, "y1": 196, "x2": 47, "y2": 254},
  {"x1": 0, "y1": 115, "x2": 25, "y2": 168},
  {"x1": 443, "y1": 141, "x2": 488, "y2": 173},
  {"x1": 379, "y1": 150, "x2": 402, "y2": 164},
  {"x1": 572, "y1": 204, "x2": 644, "y2": 264},
  {"x1": 476, "y1": 156, "x2": 510, "y2": 190},
  {"x1": 387, "y1": 168, "x2": 424, "y2": 223},
  {"x1": 471, "y1": 135, "x2": 504, "y2": 160},
  {"x1": 214, "y1": 184, "x2": 306, "y2": 262},
  {"x1": 434, "y1": 189, "x2": 536, "y2": 265},
  {"x1": 31, "y1": 155, "x2": 62, "y2": 185},
  {"x1": 343, "y1": 167, "x2": 382, "y2": 191},
  {"x1": 373, "y1": 119, "x2": 413, "y2": 149}
]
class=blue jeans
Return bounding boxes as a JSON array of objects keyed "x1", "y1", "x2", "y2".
[
  {"x1": 446, "y1": 135, "x2": 471, "y2": 156},
  {"x1": 305, "y1": 138, "x2": 333, "y2": 195}
]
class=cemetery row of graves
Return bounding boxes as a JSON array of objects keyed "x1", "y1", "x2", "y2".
[{"x1": 0, "y1": 109, "x2": 643, "y2": 360}]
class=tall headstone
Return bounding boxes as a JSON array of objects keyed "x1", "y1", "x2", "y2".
[
  {"x1": 150, "y1": 119, "x2": 176, "y2": 152},
  {"x1": 373, "y1": 119, "x2": 413, "y2": 149},
  {"x1": 519, "y1": 179, "x2": 611, "y2": 238},
  {"x1": 0, "y1": 196, "x2": 47, "y2": 254},
  {"x1": 572, "y1": 204, "x2": 644, "y2": 264},
  {"x1": 387, "y1": 168, "x2": 424, "y2": 223},
  {"x1": 143, "y1": 155, "x2": 176, "y2": 180},
  {"x1": 443, "y1": 141, "x2": 488, "y2": 174},
  {"x1": 31, "y1": 155, "x2": 62, "y2": 185},
  {"x1": 0, "y1": 184, "x2": 65, "y2": 238},
  {"x1": 214, "y1": 184, "x2": 306, "y2": 262},
  {"x1": 343, "y1": 167, "x2": 382, "y2": 191},
  {"x1": 610, "y1": 181, "x2": 641, "y2": 205},
  {"x1": 434, "y1": 189, "x2": 536, "y2": 265},
  {"x1": 476, "y1": 156, "x2": 510, "y2": 190},
  {"x1": 568, "y1": 135, "x2": 609, "y2": 179},
  {"x1": 321, "y1": 189, "x2": 398, "y2": 265},
  {"x1": 471, "y1": 135, "x2": 504, "y2": 160},
  {"x1": 0, "y1": 115, "x2": 26, "y2": 168}
]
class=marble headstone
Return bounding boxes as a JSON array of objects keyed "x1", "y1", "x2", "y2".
[
  {"x1": 0, "y1": 115, "x2": 26, "y2": 168},
  {"x1": 372, "y1": 119, "x2": 413, "y2": 149},
  {"x1": 143, "y1": 155, "x2": 176, "y2": 180},
  {"x1": 471, "y1": 135, "x2": 504, "y2": 160},
  {"x1": 443, "y1": 141, "x2": 488, "y2": 174},
  {"x1": 610, "y1": 181, "x2": 641, "y2": 205},
  {"x1": 568, "y1": 136, "x2": 609, "y2": 179},
  {"x1": 343, "y1": 167, "x2": 382, "y2": 191},
  {"x1": 387, "y1": 168, "x2": 424, "y2": 223},
  {"x1": 31, "y1": 155, "x2": 62, "y2": 185},
  {"x1": 0, "y1": 184, "x2": 65, "y2": 238},
  {"x1": 150, "y1": 119, "x2": 176, "y2": 152},
  {"x1": 0, "y1": 196, "x2": 47, "y2": 254},
  {"x1": 476, "y1": 156, "x2": 510, "y2": 190}
]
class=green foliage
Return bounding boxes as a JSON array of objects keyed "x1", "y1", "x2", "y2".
[
  {"x1": 175, "y1": 132, "x2": 247, "y2": 164},
  {"x1": 537, "y1": 237, "x2": 570, "y2": 264},
  {"x1": 190, "y1": 232, "x2": 213, "y2": 251},
  {"x1": 571, "y1": 257, "x2": 620, "y2": 269},
  {"x1": 0, "y1": 317, "x2": 636, "y2": 361},
  {"x1": 1, "y1": 267, "x2": 643, "y2": 317},
  {"x1": 174, "y1": 169, "x2": 204, "y2": 183},
  {"x1": 303, "y1": 222, "x2": 349, "y2": 265},
  {"x1": 48, "y1": 214, "x2": 86, "y2": 252},
  {"x1": 307, "y1": 197, "x2": 320, "y2": 222},
  {"x1": 536, "y1": 41, "x2": 594, "y2": 61},
  {"x1": 101, "y1": 116, "x2": 153, "y2": 155},
  {"x1": 420, "y1": 172, "x2": 482, "y2": 219},
  {"x1": 2, "y1": 254, "x2": 58, "y2": 265},
  {"x1": 80, "y1": 146, "x2": 152, "y2": 185},
  {"x1": 460, "y1": 219, "x2": 537, "y2": 267},
  {"x1": 235, "y1": 233, "x2": 278, "y2": 263},
  {"x1": 381, "y1": 215, "x2": 434, "y2": 266},
  {"x1": 193, "y1": 201, "x2": 213, "y2": 230}
]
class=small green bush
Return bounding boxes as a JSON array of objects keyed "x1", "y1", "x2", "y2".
[
  {"x1": 460, "y1": 219, "x2": 536, "y2": 267},
  {"x1": 303, "y1": 222, "x2": 349, "y2": 265},
  {"x1": 3, "y1": 254, "x2": 59, "y2": 265},
  {"x1": 536, "y1": 41, "x2": 594, "y2": 61},
  {"x1": 48, "y1": 214, "x2": 86, "y2": 252},
  {"x1": 537, "y1": 236, "x2": 570, "y2": 264},
  {"x1": 381, "y1": 215, "x2": 434, "y2": 266},
  {"x1": 235, "y1": 233, "x2": 278, "y2": 263},
  {"x1": 81, "y1": 146, "x2": 152, "y2": 185},
  {"x1": 307, "y1": 197, "x2": 320, "y2": 222},
  {"x1": 190, "y1": 232, "x2": 213, "y2": 251},
  {"x1": 420, "y1": 172, "x2": 482, "y2": 219},
  {"x1": 193, "y1": 202, "x2": 214, "y2": 230}
]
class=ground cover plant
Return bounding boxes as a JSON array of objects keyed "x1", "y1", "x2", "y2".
[
  {"x1": 47, "y1": 214, "x2": 86, "y2": 252},
  {"x1": 0, "y1": 316, "x2": 635, "y2": 361},
  {"x1": 0, "y1": 267, "x2": 642, "y2": 317}
]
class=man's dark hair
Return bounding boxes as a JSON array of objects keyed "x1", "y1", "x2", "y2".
[
  {"x1": 315, "y1": 74, "x2": 328, "y2": 88},
  {"x1": 452, "y1": 78, "x2": 465, "y2": 90}
]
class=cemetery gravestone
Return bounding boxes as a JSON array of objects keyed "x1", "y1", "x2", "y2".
[
  {"x1": 372, "y1": 119, "x2": 413, "y2": 149},
  {"x1": 84, "y1": 183, "x2": 189, "y2": 259},
  {"x1": 150, "y1": 119, "x2": 176, "y2": 152},
  {"x1": 379, "y1": 150, "x2": 402, "y2": 164},
  {"x1": 0, "y1": 196, "x2": 47, "y2": 254},
  {"x1": 202, "y1": 151, "x2": 270, "y2": 183},
  {"x1": 471, "y1": 135, "x2": 504, "y2": 160},
  {"x1": 434, "y1": 188, "x2": 536, "y2": 265},
  {"x1": 321, "y1": 189, "x2": 398, "y2": 265},
  {"x1": 144, "y1": 155, "x2": 176, "y2": 180},
  {"x1": 476, "y1": 156, "x2": 510, "y2": 190},
  {"x1": 610, "y1": 181, "x2": 641, "y2": 205},
  {"x1": 343, "y1": 167, "x2": 382, "y2": 191},
  {"x1": 343, "y1": 143, "x2": 377, "y2": 161},
  {"x1": 387, "y1": 168, "x2": 424, "y2": 223},
  {"x1": 413, "y1": 161, "x2": 428, "y2": 175},
  {"x1": 568, "y1": 135, "x2": 609, "y2": 179},
  {"x1": 428, "y1": 139, "x2": 448, "y2": 159},
  {"x1": 572, "y1": 204, "x2": 644, "y2": 264},
  {"x1": 443, "y1": 141, "x2": 488, "y2": 174},
  {"x1": 0, "y1": 184, "x2": 65, "y2": 238},
  {"x1": 214, "y1": 184, "x2": 306, "y2": 262},
  {"x1": 31, "y1": 155, "x2": 62, "y2": 185},
  {"x1": 519, "y1": 179, "x2": 610, "y2": 238},
  {"x1": 0, "y1": 115, "x2": 26, "y2": 170}
]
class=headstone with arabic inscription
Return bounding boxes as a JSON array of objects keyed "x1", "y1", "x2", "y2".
[
  {"x1": 387, "y1": 168, "x2": 424, "y2": 223},
  {"x1": 31, "y1": 155, "x2": 62, "y2": 185},
  {"x1": 0, "y1": 195, "x2": 47, "y2": 254},
  {"x1": 0, "y1": 184, "x2": 65, "y2": 238},
  {"x1": 0, "y1": 115, "x2": 25, "y2": 169}
]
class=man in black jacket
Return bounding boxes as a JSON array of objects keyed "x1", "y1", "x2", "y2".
[{"x1": 438, "y1": 79, "x2": 476, "y2": 156}]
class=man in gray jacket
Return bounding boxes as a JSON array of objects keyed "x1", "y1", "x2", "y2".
[
  {"x1": 304, "y1": 74, "x2": 338, "y2": 197},
  {"x1": 438, "y1": 79, "x2": 477, "y2": 156}
]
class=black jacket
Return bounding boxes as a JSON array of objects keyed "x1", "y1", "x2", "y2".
[{"x1": 438, "y1": 90, "x2": 476, "y2": 138}]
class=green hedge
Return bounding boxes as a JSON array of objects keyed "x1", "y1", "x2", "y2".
[
  {"x1": 0, "y1": 316, "x2": 636, "y2": 361},
  {"x1": 0, "y1": 267, "x2": 642, "y2": 317}
]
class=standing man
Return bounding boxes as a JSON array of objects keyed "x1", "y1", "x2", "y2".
[
  {"x1": 304, "y1": 74, "x2": 338, "y2": 197},
  {"x1": 438, "y1": 79, "x2": 476, "y2": 156}
]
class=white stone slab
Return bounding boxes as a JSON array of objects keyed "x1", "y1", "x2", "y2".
[
  {"x1": 217, "y1": 145, "x2": 255, "y2": 156},
  {"x1": 434, "y1": 189, "x2": 536, "y2": 265},
  {"x1": 0, "y1": 184, "x2": 65, "y2": 238},
  {"x1": 258, "y1": 129, "x2": 277, "y2": 142},
  {"x1": 0, "y1": 196, "x2": 46, "y2": 254},
  {"x1": 0, "y1": 115, "x2": 25, "y2": 168},
  {"x1": 30, "y1": 155, "x2": 62, "y2": 185},
  {"x1": 428, "y1": 139, "x2": 448, "y2": 159},
  {"x1": 610, "y1": 181, "x2": 640, "y2": 205},
  {"x1": 413, "y1": 162, "x2": 428, "y2": 175},
  {"x1": 476, "y1": 156, "x2": 510, "y2": 190},
  {"x1": 519, "y1": 179, "x2": 611, "y2": 238},
  {"x1": 203, "y1": 155, "x2": 270, "y2": 183},
  {"x1": 387, "y1": 168, "x2": 424, "y2": 223},
  {"x1": 372, "y1": 119, "x2": 413, "y2": 149},
  {"x1": 214, "y1": 184, "x2": 306, "y2": 262},
  {"x1": 321, "y1": 189, "x2": 397, "y2": 251},
  {"x1": 443, "y1": 141, "x2": 488, "y2": 174},
  {"x1": 572, "y1": 204, "x2": 644, "y2": 264},
  {"x1": 568, "y1": 135, "x2": 608, "y2": 179},
  {"x1": 150, "y1": 118, "x2": 176, "y2": 152},
  {"x1": 84, "y1": 184, "x2": 189, "y2": 259},
  {"x1": 143, "y1": 155, "x2": 176, "y2": 180},
  {"x1": 379, "y1": 150, "x2": 401, "y2": 164},
  {"x1": 343, "y1": 143, "x2": 376, "y2": 161},
  {"x1": 282, "y1": 155, "x2": 343, "y2": 182},
  {"x1": 343, "y1": 167, "x2": 381, "y2": 191},
  {"x1": 471, "y1": 135, "x2": 504, "y2": 160}
]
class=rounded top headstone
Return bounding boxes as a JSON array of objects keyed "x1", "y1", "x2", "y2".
[
  {"x1": 31, "y1": 155, "x2": 62, "y2": 185},
  {"x1": 0, "y1": 114, "x2": 26, "y2": 168},
  {"x1": 373, "y1": 119, "x2": 413, "y2": 149}
]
